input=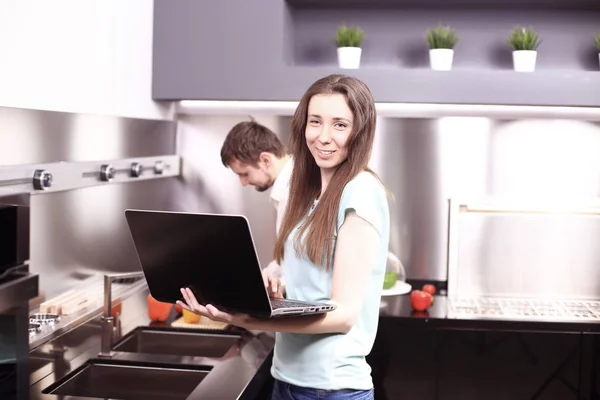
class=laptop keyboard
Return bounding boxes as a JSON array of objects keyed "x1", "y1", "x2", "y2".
[{"x1": 271, "y1": 298, "x2": 320, "y2": 309}]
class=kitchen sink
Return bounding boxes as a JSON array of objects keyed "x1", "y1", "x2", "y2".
[
  {"x1": 43, "y1": 359, "x2": 210, "y2": 400},
  {"x1": 113, "y1": 327, "x2": 241, "y2": 358}
]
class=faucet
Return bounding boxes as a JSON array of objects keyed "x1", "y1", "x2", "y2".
[{"x1": 98, "y1": 271, "x2": 145, "y2": 358}]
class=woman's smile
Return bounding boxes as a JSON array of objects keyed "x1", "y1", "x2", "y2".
[{"x1": 316, "y1": 148, "x2": 336, "y2": 159}]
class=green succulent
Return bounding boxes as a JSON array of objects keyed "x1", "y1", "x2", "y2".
[
  {"x1": 336, "y1": 24, "x2": 365, "y2": 48},
  {"x1": 426, "y1": 25, "x2": 459, "y2": 50},
  {"x1": 508, "y1": 26, "x2": 541, "y2": 51},
  {"x1": 594, "y1": 34, "x2": 600, "y2": 52}
]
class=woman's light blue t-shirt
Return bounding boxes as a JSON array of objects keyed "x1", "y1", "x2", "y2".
[{"x1": 271, "y1": 171, "x2": 391, "y2": 391}]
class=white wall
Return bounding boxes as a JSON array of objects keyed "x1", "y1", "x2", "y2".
[{"x1": 0, "y1": 0, "x2": 172, "y2": 120}]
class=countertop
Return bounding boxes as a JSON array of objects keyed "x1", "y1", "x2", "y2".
[
  {"x1": 28, "y1": 288, "x2": 275, "y2": 400},
  {"x1": 379, "y1": 292, "x2": 600, "y2": 334},
  {"x1": 28, "y1": 288, "x2": 600, "y2": 400}
]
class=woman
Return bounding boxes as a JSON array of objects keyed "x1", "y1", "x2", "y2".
[{"x1": 178, "y1": 74, "x2": 390, "y2": 400}]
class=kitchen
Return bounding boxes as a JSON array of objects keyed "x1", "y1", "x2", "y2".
[{"x1": 1, "y1": 0, "x2": 600, "y2": 399}]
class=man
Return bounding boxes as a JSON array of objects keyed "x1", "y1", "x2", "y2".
[{"x1": 220, "y1": 120, "x2": 293, "y2": 282}]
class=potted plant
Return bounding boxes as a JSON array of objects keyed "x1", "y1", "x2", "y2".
[
  {"x1": 336, "y1": 24, "x2": 365, "y2": 69},
  {"x1": 426, "y1": 25, "x2": 459, "y2": 71},
  {"x1": 508, "y1": 26, "x2": 541, "y2": 72},
  {"x1": 594, "y1": 34, "x2": 600, "y2": 69}
]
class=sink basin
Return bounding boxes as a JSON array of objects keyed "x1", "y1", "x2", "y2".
[
  {"x1": 113, "y1": 328, "x2": 241, "y2": 358},
  {"x1": 43, "y1": 359, "x2": 209, "y2": 400}
]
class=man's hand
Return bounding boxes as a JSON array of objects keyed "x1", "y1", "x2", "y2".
[{"x1": 262, "y1": 270, "x2": 285, "y2": 299}]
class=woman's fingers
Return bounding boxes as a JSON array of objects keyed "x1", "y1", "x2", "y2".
[
  {"x1": 180, "y1": 287, "x2": 192, "y2": 306},
  {"x1": 176, "y1": 300, "x2": 191, "y2": 311},
  {"x1": 180, "y1": 287, "x2": 209, "y2": 316}
]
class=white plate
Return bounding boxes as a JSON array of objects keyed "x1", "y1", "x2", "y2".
[{"x1": 381, "y1": 281, "x2": 412, "y2": 297}]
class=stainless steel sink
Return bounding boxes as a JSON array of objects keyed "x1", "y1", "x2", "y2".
[
  {"x1": 113, "y1": 328, "x2": 241, "y2": 358},
  {"x1": 43, "y1": 360, "x2": 210, "y2": 400}
]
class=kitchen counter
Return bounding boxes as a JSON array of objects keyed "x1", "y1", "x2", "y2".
[
  {"x1": 28, "y1": 288, "x2": 275, "y2": 400},
  {"x1": 28, "y1": 287, "x2": 600, "y2": 400},
  {"x1": 379, "y1": 292, "x2": 600, "y2": 333}
]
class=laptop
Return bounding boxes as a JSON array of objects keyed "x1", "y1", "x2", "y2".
[{"x1": 124, "y1": 209, "x2": 336, "y2": 318}]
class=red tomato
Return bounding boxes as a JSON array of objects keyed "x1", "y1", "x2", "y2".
[
  {"x1": 147, "y1": 294, "x2": 173, "y2": 322},
  {"x1": 410, "y1": 290, "x2": 432, "y2": 312},
  {"x1": 422, "y1": 284, "x2": 436, "y2": 295}
]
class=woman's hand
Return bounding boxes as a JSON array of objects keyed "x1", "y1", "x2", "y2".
[{"x1": 176, "y1": 288, "x2": 252, "y2": 328}]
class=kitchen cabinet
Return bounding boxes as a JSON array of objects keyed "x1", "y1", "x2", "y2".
[{"x1": 153, "y1": 0, "x2": 600, "y2": 107}]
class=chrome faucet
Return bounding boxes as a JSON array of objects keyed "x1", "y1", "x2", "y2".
[{"x1": 98, "y1": 271, "x2": 145, "y2": 358}]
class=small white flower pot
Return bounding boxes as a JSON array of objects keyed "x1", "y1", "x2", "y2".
[
  {"x1": 429, "y1": 49, "x2": 454, "y2": 71},
  {"x1": 512, "y1": 50, "x2": 537, "y2": 72},
  {"x1": 337, "y1": 47, "x2": 362, "y2": 69},
  {"x1": 598, "y1": 53, "x2": 600, "y2": 70}
]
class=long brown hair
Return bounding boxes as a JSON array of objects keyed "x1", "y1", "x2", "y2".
[{"x1": 274, "y1": 74, "x2": 377, "y2": 269}]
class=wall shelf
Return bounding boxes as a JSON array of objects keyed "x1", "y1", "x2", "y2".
[{"x1": 284, "y1": 67, "x2": 600, "y2": 107}]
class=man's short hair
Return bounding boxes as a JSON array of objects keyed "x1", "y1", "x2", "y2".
[{"x1": 220, "y1": 121, "x2": 287, "y2": 167}]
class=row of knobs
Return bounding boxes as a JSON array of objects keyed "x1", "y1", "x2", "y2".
[
  {"x1": 99, "y1": 161, "x2": 165, "y2": 182},
  {"x1": 33, "y1": 160, "x2": 166, "y2": 190}
]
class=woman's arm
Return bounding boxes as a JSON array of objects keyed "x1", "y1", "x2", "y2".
[{"x1": 193, "y1": 210, "x2": 381, "y2": 334}]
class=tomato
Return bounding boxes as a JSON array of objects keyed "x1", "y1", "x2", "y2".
[
  {"x1": 410, "y1": 290, "x2": 432, "y2": 312},
  {"x1": 147, "y1": 294, "x2": 173, "y2": 322},
  {"x1": 422, "y1": 284, "x2": 436, "y2": 295}
]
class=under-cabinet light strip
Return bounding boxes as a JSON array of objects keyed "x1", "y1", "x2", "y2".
[
  {"x1": 177, "y1": 100, "x2": 600, "y2": 121},
  {"x1": 462, "y1": 203, "x2": 600, "y2": 216}
]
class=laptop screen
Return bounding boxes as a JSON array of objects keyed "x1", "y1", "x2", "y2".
[{"x1": 125, "y1": 210, "x2": 273, "y2": 317}]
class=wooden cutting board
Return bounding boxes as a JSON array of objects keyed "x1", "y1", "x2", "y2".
[
  {"x1": 39, "y1": 289, "x2": 92, "y2": 316},
  {"x1": 171, "y1": 316, "x2": 228, "y2": 330}
]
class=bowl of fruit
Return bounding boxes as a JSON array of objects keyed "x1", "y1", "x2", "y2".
[{"x1": 382, "y1": 252, "x2": 412, "y2": 296}]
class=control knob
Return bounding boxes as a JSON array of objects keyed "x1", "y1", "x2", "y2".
[
  {"x1": 130, "y1": 162, "x2": 143, "y2": 178},
  {"x1": 100, "y1": 164, "x2": 116, "y2": 182},
  {"x1": 32, "y1": 169, "x2": 53, "y2": 190},
  {"x1": 154, "y1": 161, "x2": 165, "y2": 175}
]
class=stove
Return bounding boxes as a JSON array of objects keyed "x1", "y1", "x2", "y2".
[{"x1": 448, "y1": 296, "x2": 600, "y2": 322}]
